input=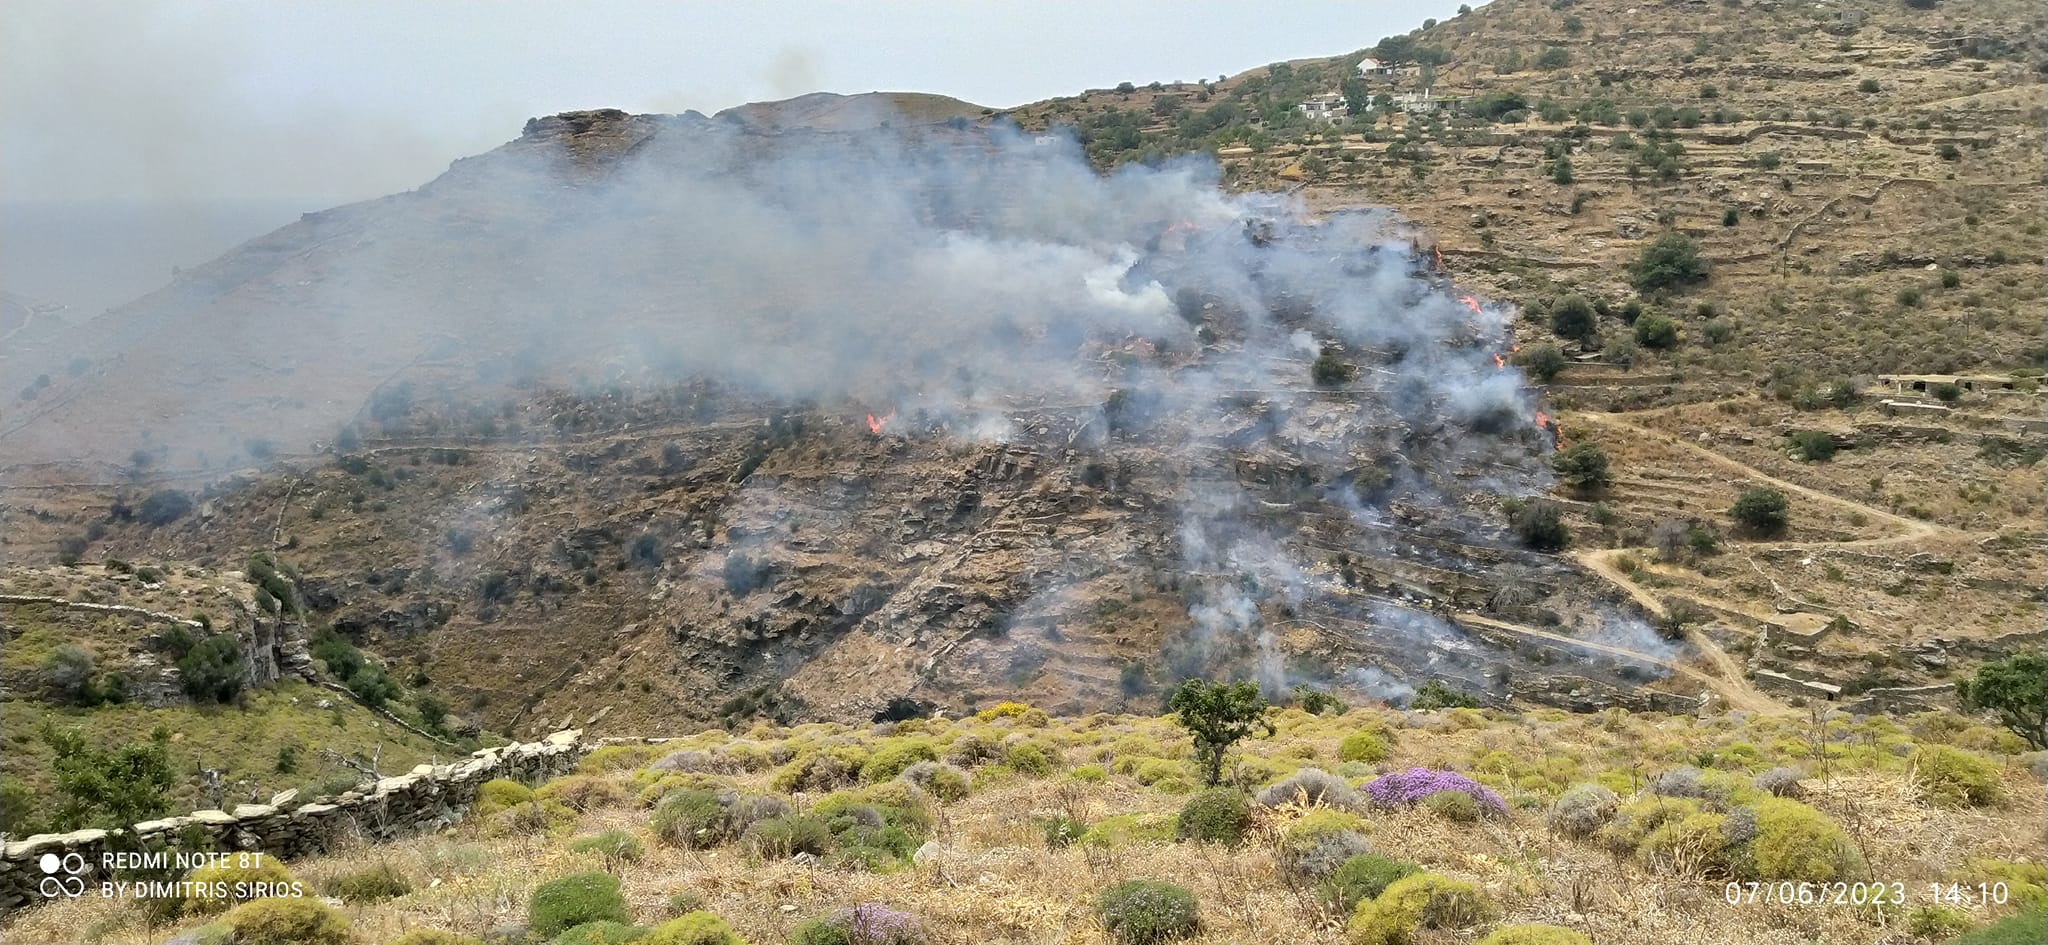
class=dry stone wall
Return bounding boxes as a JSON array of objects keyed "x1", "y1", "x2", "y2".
[{"x1": 0, "y1": 729, "x2": 590, "y2": 916}]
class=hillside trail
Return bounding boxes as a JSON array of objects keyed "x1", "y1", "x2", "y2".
[
  {"x1": 1452, "y1": 610, "x2": 1777, "y2": 713},
  {"x1": 1556, "y1": 408, "x2": 1984, "y2": 715}
]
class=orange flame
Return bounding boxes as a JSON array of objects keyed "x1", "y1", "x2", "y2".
[
  {"x1": 1493, "y1": 353, "x2": 1507, "y2": 369},
  {"x1": 1433, "y1": 245, "x2": 1444, "y2": 271},
  {"x1": 866, "y1": 412, "x2": 893, "y2": 435},
  {"x1": 1458, "y1": 295, "x2": 1481, "y2": 315}
]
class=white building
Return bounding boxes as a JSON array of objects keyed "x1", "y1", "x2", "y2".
[
  {"x1": 1392, "y1": 88, "x2": 1440, "y2": 113},
  {"x1": 1299, "y1": 93, "x2": 1349, "y2": 123},
  {"x1": 1357, "y1": 57, "x2": 1397, "y2": 77}
]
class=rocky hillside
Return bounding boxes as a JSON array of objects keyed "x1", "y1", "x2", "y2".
[{"x1": 0, "y1": 0, "x2": 2040, "y2": 793}]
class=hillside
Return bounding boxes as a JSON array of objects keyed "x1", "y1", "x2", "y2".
[
  {"x1": 0, "y1": 1, "x2": 2044, "y2": 940},
  {"x1": 5, "y1": 703, "x2": 2044, "y2": 944}
]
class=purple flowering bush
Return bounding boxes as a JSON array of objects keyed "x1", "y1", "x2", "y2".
[
  {"x1": 1363, "y1": 767, "x2": 1507, "y2": 818},
  {"x1": 790, "y1": 903, "x2": 927, "y2": 945}
]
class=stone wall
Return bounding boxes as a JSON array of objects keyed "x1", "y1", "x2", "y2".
[{"x1": 0, "y1": 729, "x2": 590, "y2": 917}]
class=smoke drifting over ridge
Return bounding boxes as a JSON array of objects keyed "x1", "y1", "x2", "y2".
[{"x1": 4, "y1": 106, "x2": 1613, "y2": 708}]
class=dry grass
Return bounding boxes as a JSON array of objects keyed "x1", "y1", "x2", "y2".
[{"x1": 5, "y1": 704, "x2": 2041, "y2": 945}]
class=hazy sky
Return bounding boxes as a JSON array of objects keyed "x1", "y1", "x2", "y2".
[{"x1": 3, "y1": 0, "x2": 1469, "y2": 206}]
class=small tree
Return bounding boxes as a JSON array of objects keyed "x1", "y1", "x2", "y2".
[
  {"x1": 415, "y1": 694, "x2": 449, "y2": 731},
  {"x1": 1548, "y1": 293, "x2": 1597, "y2": 341},
  {"x1": 1518, "y1": 344, "x2": 1569, "y2": 382},
  {"x1": 42, "y1": 723, "x2": 173, "y2": 832},
  {"x1": 1957, "y1": 651, "x2": 2047, "y2": 750},
  {"x1": 1312, "y1": 346, "x2": 1358, "y2": 387},
  {"x1": 178, "y1": 635, "x2": 247, "y2": 704},
  {"x1": 1629, "y1": 233, "x2": 1710, "y2": 292},
  {"x1": 44, "y1": 645, "x2": 98, "y2": 705},
  {"x1": 1633, "y1": 313, "x2": 1680, "y2": 349},
  {"x1": 1729, "y1": 487, "x2": 1789, "y2": 535},
  {"x1": 1511, "y1": 500, "x2": 1571, "y2": 550},
  {"x1": 1168, "y1": 679, "x2": 1275, "y2": 786},
  {"x1": 1552, "y1": 443, "x2": 1612, "y2": 493}
]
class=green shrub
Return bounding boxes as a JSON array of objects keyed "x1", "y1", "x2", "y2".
[
  {"x1": 1749, "y1": 798, "x2": 1864, "y2": 882},
  {"x1": 568, "y1": 829, "x2": 647, "y2": 866},
  {"x1": 644, "y1": 911, "x2": 747, "y2": 945},
  {"x1": 1787, "y1": 431, "x2": 1837, "y2": 462},
  {"x1": 183, "y1": 857, "x2": 300, "y2": 915},
  {"x1": 1475, "y1": 925, "x2": 1593, "y2": 945},
  {"x1": 472, "y1": 778, "x2": 535, "y2": 817},
  {"x1": 1629, "y1": 232, "x2": 1710, "y2": 292},
  {"x1": 860, "y1": 739, "x2": 938, "y2": 784},
  {"x1": 387, "y1": 931, "x2": 486, "y2": 945},
  {"x1": 1348, "y1": 873, "x2": 1495, "y2": 945},
  {"x1": 178, "y1": 635, "x2": 247, "y2": 704},
  {"x1": 323, "y1": 861, "x2": 412, "y2": 904},
  {"x1": 1320, "y1": 853, "x2": 1421, "y2": 914},
  {"x1": 1175, "y1": 788, "x2": 1253, "y2": 844},
  {"x1": 741, "y1": 813, "x2": 833, "y2": 859},
  {"x1": 529, "y1": 871, "x2": 632, "y2": 939},
  {"x1": 1003, "y1": 741, "x2": 1057, "y2": 776},
  {"x1": 1278, "y1": 810, "x2": 1374, "y2": 881},
  {"x1": 550, "y1": 921, "x2": 646, "y2": 945},
  {"x1": 896, "y1": 760, "x2": 969, "y2": 802},
  {"x1": 218, "y1": 897, "x2": 353, "y2": 945},
  {"x1": 1042, "y1": 814, "x2": 1089, "y2": 848},
  {"x1": 1097, "y1": 879, "x2": 1201, "y2": 944},
  {"x1": 1078, "y1": 813, "x2": 1176, "y2": 848},
  {"x1": 651, "y1": 789, "x2": 788, "y2": 849},
  {"x1": 1552, "y1": 443, "x2": 1611, "y2": 493},
  {"x1": 538, "y1": 775, "x2": 631, "y2": 814},
  {"x1": 1339, "y1": 731, "x2": 1390, "y2": 764},
  {"x1": 1913, "y1": 745, "x2": 2004, "y2": 807},
  {"x1": 1954, "y1": 909, "x2": 2047, "y2": 945},
  {"x1": 482, "y1": 798, "x2": 577, "y2": 839},
  {"x1": 1633, "y1": 313, "x2": 1679, "y2": 349},
  {"x1": 1729, "y1": 488, "x2": 1789, "y2": 535},
  {"x1": 1511, "y1": 500, "x2": 1570, "y2": 551},
  {"x1": 577, "y1": 744, "x2": 660, "y2": 773},
  {"x1": 788, "y1": 919, "x2": 852, "y2": 945},
  {"x1": 1423, "y1": 790, "x2": 1482, "y2": 823}
]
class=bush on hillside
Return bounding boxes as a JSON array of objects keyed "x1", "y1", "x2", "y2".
[
  {"x1": 1363, "y1": 768, "x2": 1507, "y2": 817},
  {"x1": 1475, "y1": 925, "x2": 1594, "y2": 945},
  {"x1": 1548, "y1": 783, "x2": 1619, "y2": 838},
  {"x1": 1320, "y1": 853, "x2": 1421, "y2": 914},
  {"x1": 567, "y1": 829, "x2": 647, "y2": 867},
  {"x1": 652, "y1": 788, "x2": 787, "y2": 849},
  {"x1": 387, "y1": 931, "x2": 486, "y2": 945},
  {"x1": 1629, "y1": 233, "x2": 1710, "y2": 292},
  {"x1": 1338, "y1": 730, "x2": 1390, "y2": 764},
  {"x1": 528, "y1": 871, "x2": 632, "y2": 939},
  {"x1": 1752, "y1": 766, "x2": 1804, "y2": 798},
  {"x1": 538, "y1": 774, "x2": 632, "y2": 813},
  {"x1": 1256, "y1": 767, "x2": 1361, "y2": 810},
  {"x1": 1729, "y1": 487, "x2": 1790, "y2": 535},
  {"x1": 896, "y1": 760, "x2": 969, "y2": 802},
  {"x1": 1748, "y1": 798, "x2": 1865, "y2": 883},
  {"x1": 1175, "y1": 788, "x2": 1253, "y2": 844},
  {"x1": 1097, "y1": 879, "x2": 1202, "y2": 945},
  {"x1": 741, "y1": 813, "x2": 834, "y2": 859},
  {"x1": 1511, "y1": 500, "x2": 1571, "y2": 551},
  {"x1": 1277, "y1": 810, "x2": 1375, "y2": 881},
  {"x1": 550, "y1": 921, "x2": 646, "y2": 945},
  {"x1": 323, "y1": 861, "x2": 412, "y2": 904},
  {"x1": 1912, "y1": 745, "x2": 2005, "y2": 807},
  {"x1": 472, "y1": 779, "x2": 536, "y2": 817},
  {"x1": 1349, "y1": 873, "x2": 1495, "y2": 945},
  {"x1": 791, "y1": 903, "x2": 926, "y2": 945},
  {"x1": 860, "y1": 739, "x2": 937, "y2": 784},
  {"x1": 218, "y1": 897, "x2": 353, "y2": 945},
  {"x1": 182, "y1": 857, "x2": 299, "y2": 915},
  {"x1": 178, "y1": 635, "x2": 247, "y2": 704},
  {"x1": 644, "y1": 911, "x2": 748, "y2": 945}
]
